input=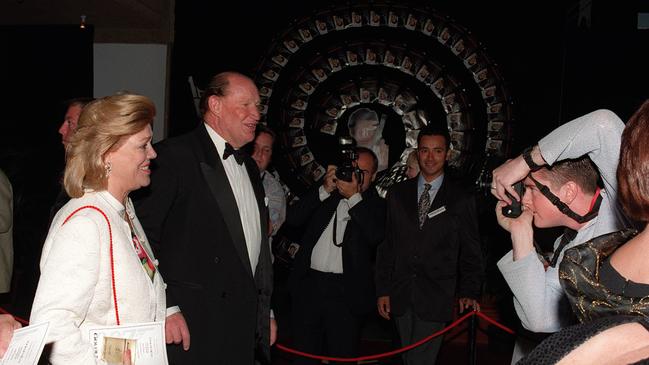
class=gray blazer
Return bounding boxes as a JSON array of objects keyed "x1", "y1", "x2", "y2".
[{"x1": 497, "y1": 109, "x2": 629, "y2": 334}]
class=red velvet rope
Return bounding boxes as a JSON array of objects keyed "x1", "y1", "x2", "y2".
[
  {"x1": 1, "y1": 309, "x2": 515, "y2": 361},
  {"x1": 476, "y1": 311, "x2": 515, "y2": 335},
  {"x1": 276, "y1": 310, "x2": 515, "y2": 362}
]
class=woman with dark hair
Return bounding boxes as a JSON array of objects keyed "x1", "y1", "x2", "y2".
[
  {"x1": 520, "y1": 99, "x2": 649, "y2": 364},
  {"x1": 30, "y1": 94, "x2": 169, "y2": 364},
  {"x1": 558, "y1": 99, "x2": 649, "y2": 323}
]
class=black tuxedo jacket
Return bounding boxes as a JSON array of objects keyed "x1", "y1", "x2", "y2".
[
  {"x1": 287, "y1": 186, "x2": 386, "y2": 314},
  {"x1": 376, "y1": 175, "x2": 483, "y2": 322},
  {"x1": 133, "y1": 125, "x2": 272, "y2": 365}
]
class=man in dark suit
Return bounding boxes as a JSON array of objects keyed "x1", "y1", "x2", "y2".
[
  {"x1": 134, "y1": 72, "x2": 275, "y2": 364},
  {"x1": 51, "y1": 97, "x2": 95, "y2": 220},
  {"x1": 376, "y1": 125, "x2": 483, "y2": 365},
  {"x1": 286, "y1": 147, "x2": 385, "y2": 365}
]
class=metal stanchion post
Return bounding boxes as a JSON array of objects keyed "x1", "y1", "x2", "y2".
[{"x1": 468, "y1": 313, "x2": 477, "y2": 365}]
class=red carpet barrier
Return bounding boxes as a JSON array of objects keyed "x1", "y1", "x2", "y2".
[
  {"x1": 0, "y1": 308, "x2": 515, "y2": 362},
  {"x1": 276, "y1": 310, "x2": 514, "y2": 362}
]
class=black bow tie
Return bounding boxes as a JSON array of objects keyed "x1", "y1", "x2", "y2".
[{"x1": 223, "y1": 143, "x2": 245, "y2": 165}]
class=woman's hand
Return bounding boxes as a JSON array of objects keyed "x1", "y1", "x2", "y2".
[{"x1": 0, "y1": 314, "x2": 21, "y2": 359}]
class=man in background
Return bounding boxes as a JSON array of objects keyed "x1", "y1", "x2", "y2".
[
  {"x1": 51, "y1": 97, "x2": 94, "y2": 218},
  {"x1": 251, "y1": 125, "x2": 286, "y2": 240},
  {"x1": 376, "y1": 125, "x2": 483, "y2": 365},
  {"x1": 286, "y1": 147, "x2": 385, "y2": 364},
  {"x1": 57, "y1": 97, "x2": 94, "y2": 147}
]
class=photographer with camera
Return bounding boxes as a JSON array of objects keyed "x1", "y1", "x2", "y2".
[
  {"x1": 491, "y1": 109, "x2": 631, "y2": 363},
  {"x1": 376, "y1": 125, "x2": 483, "y2": 365},
  {"x1": 285, "y1": 144, "x2": 385, "y2": 365}
]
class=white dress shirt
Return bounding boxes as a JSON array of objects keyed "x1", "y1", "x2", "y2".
[
  {"x1": 205, "y1": 124, "x2": 262, "y2": 272},
  {"x1": 309, "y1": 186, "x2": 362, "y2": 273},
  {"x1": 418, "y1": 173, "x2": 444, "y2": 203}
]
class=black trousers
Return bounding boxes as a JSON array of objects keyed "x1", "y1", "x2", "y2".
[
  {"x1": 394, "y1": 308, "x2": 445, "y2": 365},
  {"x1": 291, "y1": 269, "x2": 363, "y2": 365}
]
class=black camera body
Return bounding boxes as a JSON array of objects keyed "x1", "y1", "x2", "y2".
[
  {"x1": 502, "y1": 181, "x2": 526, "y2": 218},
  {"x1": 335, "y1": 136, "x2": 363, "y2": 184}
]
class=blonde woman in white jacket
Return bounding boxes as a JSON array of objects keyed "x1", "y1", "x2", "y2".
[{"x1": 31, "y1": 94, "x2": 174, "y2": 364}]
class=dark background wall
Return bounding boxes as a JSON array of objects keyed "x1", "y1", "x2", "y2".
[
  {"x1": 168, "y1": 0, "x2": 648, "y2": 144},
  {"x1": 0, "y1": 25, "x2": 93, "y2": 315}
]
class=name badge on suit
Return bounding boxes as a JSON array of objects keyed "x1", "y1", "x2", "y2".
[{"x1": 427, "y1": 206, "x2": 446, "y2": 219}]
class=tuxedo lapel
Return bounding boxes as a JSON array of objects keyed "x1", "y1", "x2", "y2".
[{"x1": 194, "y1": 127, "x2": 254, "y2": 278}]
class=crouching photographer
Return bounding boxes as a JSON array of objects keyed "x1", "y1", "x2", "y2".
[
  {"x1": 284, "y1": 143, "x2": 386, "y2": 365},
  {"x1": 490, "y1": 109, "x2": 631, "y2": 363}
]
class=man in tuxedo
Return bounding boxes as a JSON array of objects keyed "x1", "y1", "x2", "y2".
[
  {"x1": 134, "y1": 72, "x2": 276, "y2": 364},
  {"x1": 376, "y1": 125, "x2": 483, "y2": 365},
  {"x1": 286, "y1": 147, "x2": 385, "y2": 365}
]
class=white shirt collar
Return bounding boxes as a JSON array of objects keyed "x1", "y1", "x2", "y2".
[
  {"x1": 204, "y1": 122, "x2": 227, "y2": 158},
  {"x1": 418, "y1": 173, "x2": 444, "y2": 191}
]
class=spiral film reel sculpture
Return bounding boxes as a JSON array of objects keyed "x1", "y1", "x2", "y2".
[{"x1": 251, "y1": 3, "x2": 514, "y2": 196}]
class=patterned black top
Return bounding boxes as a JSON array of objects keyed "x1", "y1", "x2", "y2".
[{"x1": 559, "y1": 229, "x2": 649, "y2": 323}]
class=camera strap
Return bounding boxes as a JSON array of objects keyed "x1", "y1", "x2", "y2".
[
  {"x1": 548, "y1": 228, "x2": 577, "y2": 268},
  {"x1": 528, "y1": 175, "x2": 602, "y2": 224},
  {"x1": 331, "y1": 209, "x2": 344, "y2": 247}
]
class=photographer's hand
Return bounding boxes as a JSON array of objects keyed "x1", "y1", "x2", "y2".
[
  {"x1": 336, "y1": 173, "x2": 360, "y2": 199},
  {"x1": 491, "y1": 145, "x2": 545, "y2": 203},
  {"x1": 323, "y1": 165, "x2": 337, "y2": 193},
  {"x1": 495, "y1": 201, "x2": 535, "y2": 260}
]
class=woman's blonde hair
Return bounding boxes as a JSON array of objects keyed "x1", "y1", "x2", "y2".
[
  {"x1": 406, "y1": 150, "x2": 418, "y2": 165},
  {"x1": 64, "y1": 94, "x2": 155, "y2": 198}
]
